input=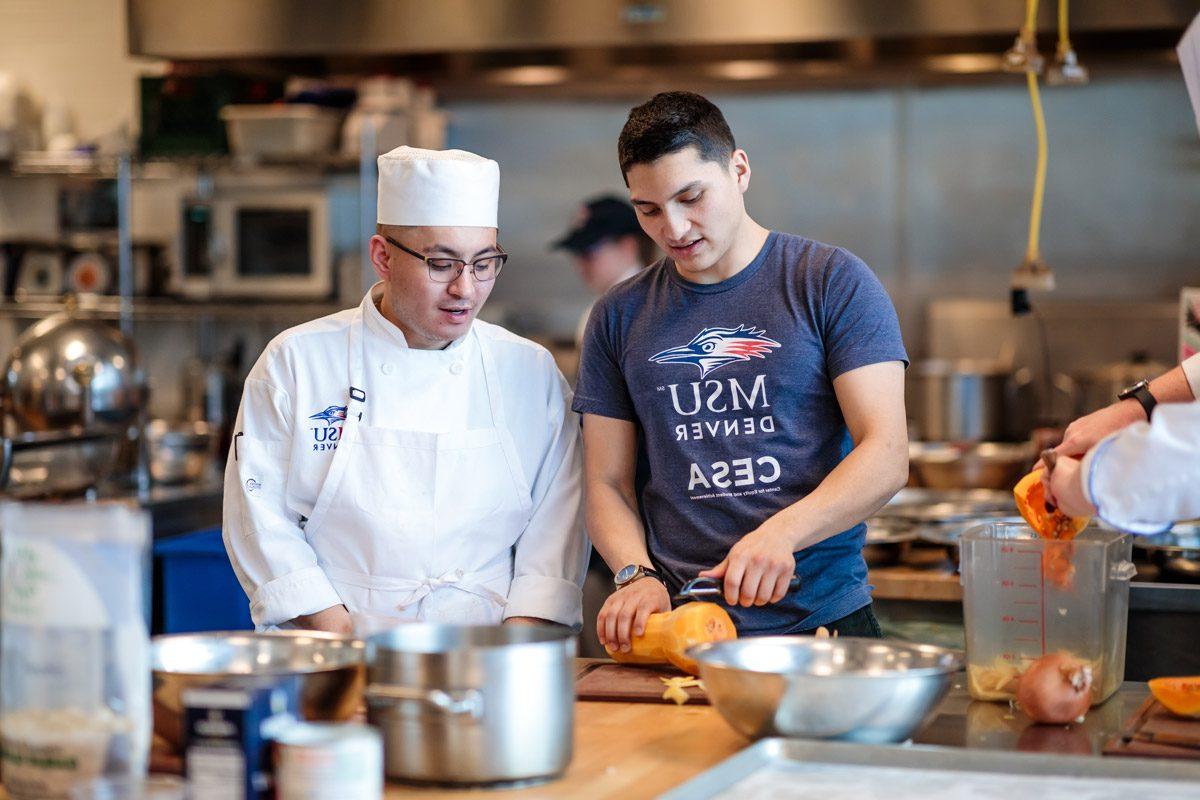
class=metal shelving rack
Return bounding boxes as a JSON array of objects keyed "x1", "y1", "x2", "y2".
[{"x1": 0, "y1": 145, "x2": 375, "y2": 325}]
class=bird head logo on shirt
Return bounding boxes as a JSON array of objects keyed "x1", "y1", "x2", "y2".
[
  {"x1": 308, "y1": 404, "x2": 348, "y2": 426},
  {"x1": 649, "y1": 325, "x2": 781, "y2": 378}
]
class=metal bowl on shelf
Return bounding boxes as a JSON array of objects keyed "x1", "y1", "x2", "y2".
[
  {"x1": 151, "y1": 631, "x2": 365, "y2": 750},
  {"x1": 917, "y1": 515, "x2": 1027, "y2": 556},
  {"x1": 689, "y1": 637, "x2": 963, "y2": 744},
  {"x1": 908, "y1": 441, "x2": 1036, "y2": 490},
  {"x1": 863, "y1": 518, "x2": 918, "y2": 567},
  {"x1": 877, "y1": 487, "x2": 1016, "y2": 523}
]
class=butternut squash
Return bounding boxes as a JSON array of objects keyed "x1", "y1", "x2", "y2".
[
  {"x1": 606, "y1": 602, "x2": 736, "y2": 675},
  {"x1": 1013, "y1": 467, "x2": 1090, "y2": 589},
  {"x1": 1149, "y1": 676, "x2": 1200, "y2": 718},
  {"x1": 1014, "y1": 467, "x2": 1089, "y2": 541}
]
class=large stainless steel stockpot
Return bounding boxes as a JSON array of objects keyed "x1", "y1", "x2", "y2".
[
  {"x1": 907, "y1": 359, "x2": 1009, "y2": 442},
  {"x1": 365, "y1": 623, "x2": 575, "y2": 786}
]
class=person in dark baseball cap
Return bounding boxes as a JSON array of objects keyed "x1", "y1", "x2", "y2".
[{"x1": 553, "y1": 194, "x2": 657, "y2": 297}]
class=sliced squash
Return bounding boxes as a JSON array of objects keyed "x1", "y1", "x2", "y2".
[
  {"x1": 1149, "y1": 676, "x2": 1200, "y2": 718},
  {"x1": 1014, "y1": 467, "x2": 1090, "y2": 541},
  {"x1": 607, "y1": 602, "x2": 736, "y2": 675}
]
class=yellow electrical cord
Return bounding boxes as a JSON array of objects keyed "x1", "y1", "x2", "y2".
[
  {"x1": 1024, "y1": 0, "x2": 1040, "y2": 38},
  {"x1": 1058, "y1": 0, "x2": 1071, "y2": 52},
  {"x1": 1025, "y1": 70, "x2": 1048, "y2": 263}
]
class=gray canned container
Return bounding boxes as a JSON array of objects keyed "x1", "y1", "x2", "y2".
[{"x1": 274, "y1": 722, "x2": 383, "y2": 800}]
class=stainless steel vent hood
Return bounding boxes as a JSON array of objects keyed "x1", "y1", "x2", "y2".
[{"x1": 128, "y1": 0, "x2": 1195, "y2": 91}]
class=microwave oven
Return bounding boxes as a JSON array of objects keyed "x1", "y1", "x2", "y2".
[{"x1": 173, "y1": 176, "x2": 358, "y2": 299}]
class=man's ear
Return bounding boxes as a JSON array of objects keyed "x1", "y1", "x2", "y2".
[
  {"x1": 730, "y1": 149, "x2": 752, "y2": 193},
  {"x1": 369, "y1": 234, "x2": 391, "y2": 281}
]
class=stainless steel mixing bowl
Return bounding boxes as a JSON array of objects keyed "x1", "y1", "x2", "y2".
[
  {"x1": 690, "y1": 637, "x2": 963, "y2": 744},
  {"x1": 151, "y1": 630, "x2": 365, "y2": 750}
]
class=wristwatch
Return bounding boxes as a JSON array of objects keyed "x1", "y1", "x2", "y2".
[
  {"x1": 614, "y1": 563, "x2": 662, "y2": 589},
  {"x1": 1117, "y1": 378, "x2": 1157, "y2": 419}
]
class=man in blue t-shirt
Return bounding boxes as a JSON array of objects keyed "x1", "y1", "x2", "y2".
[{"x1": 574, "y1": 92, "x2": 909, "y2": 653}]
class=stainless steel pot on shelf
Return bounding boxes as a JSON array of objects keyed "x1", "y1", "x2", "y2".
[
  {"x1": 365, "y1": 623, "x2": 575, "y2": 786},
  {"x1": 1060, "y1": 357, "x2": 1170, "y2": 417},
  {"x1": 146, "y1": 419, "x2": 215, "y2": 484},
  {"x1": 0, "y1": 305, "x2": 148, "y2": 497},
  {"x1": 906, "y1": 359, "x2": 1012, "y2": 442}
]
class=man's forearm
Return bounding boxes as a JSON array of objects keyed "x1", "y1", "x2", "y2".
[
  {"x1": 768, "y1": 434, "x2": 907, "y2": 552},
  {"x1": 586, "y1": 479, "x2": 654, "y2": 572},
  {"x1": 1151, "y1": 365, "x2": 1195, "y2": 404}
]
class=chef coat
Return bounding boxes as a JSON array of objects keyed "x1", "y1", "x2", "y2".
[
  {"x1": 1080, "y1": 400, "x2": 1200, "y2": 534},
  {"x1": 1182, "y1": 353, "x2": 1200, "y2": 401},
  {"x1": 222, "y1": 284, "x2": 588, "y2": 631}
]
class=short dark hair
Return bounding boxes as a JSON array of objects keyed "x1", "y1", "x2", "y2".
[{"x1": 617, "y1": 92, "x2": 736, "y2": 179}]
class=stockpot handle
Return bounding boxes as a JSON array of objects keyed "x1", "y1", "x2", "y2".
[{"x1": 364, "y1": 684, "x2": 484, "y2": 718}]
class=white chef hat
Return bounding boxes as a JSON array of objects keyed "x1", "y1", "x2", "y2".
[{"x1": 376, "y1": 146, "x2": 499, "y2": 227}]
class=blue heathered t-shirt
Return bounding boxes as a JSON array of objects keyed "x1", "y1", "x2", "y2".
[{"x1": 573, "y1": 231, "x2": 908, "y2": 635}]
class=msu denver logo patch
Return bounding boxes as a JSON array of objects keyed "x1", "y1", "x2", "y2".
[
  {"x1": 308, "y1": 404, "x2": 346, "y2": 452},
  {"x1": 649, "y1": 325, "x2": 781, "y2": 378},
  {"x1": 308, "y1": 405, "x2": 347, "y2": 426}
]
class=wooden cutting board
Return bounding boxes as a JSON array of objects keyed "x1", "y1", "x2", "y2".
[
  {"x1": 1104, "y1": 697, "x2": 1200, "y2": 759},
  {"x1": 574, "y1": 662, "x2": 709, "y2": 705}
]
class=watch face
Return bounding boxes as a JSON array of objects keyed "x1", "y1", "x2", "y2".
[{"x1": 615, "y1": 564, "x2": 639, "y2": 585}]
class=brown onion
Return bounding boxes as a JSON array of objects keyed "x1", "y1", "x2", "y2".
[{"x1": 1016, "y1": 652, "x2": 1093, "y2": 724}]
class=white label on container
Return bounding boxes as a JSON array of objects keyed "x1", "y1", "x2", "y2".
[
  {"x1": 1, "y1": 539, "x2": 108, "y2": 628},
  {"x1": 188, "y1": 746, "x2": 247, "y2": 800},
  {"x1": 277, "y1": 735, "x2": 383, "y2": 800}
]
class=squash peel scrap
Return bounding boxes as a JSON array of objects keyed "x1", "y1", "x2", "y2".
[{"x1": 659, "y1": 676, "x2": 704, "y2": 705}]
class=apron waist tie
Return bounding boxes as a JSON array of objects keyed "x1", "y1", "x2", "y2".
[{"x1": 324, "y1": 563, "x2": 510, "y2": 611}]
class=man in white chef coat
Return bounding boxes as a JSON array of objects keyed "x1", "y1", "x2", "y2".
[{"x1": 223, "y1": 146, "x2": 588, "y2": 636}]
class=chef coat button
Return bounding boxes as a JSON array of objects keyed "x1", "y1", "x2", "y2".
[
  {"x1": 381, "y1": 363, "x2": 394, "y2": 375},
  {"x1": 450, "y1": 362, "x2": 464, "y2": 375}
]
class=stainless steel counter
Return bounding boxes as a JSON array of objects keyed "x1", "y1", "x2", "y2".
[
  {"x1": 664, "y1": 679, "x2": 1200, "y2": 800},
  {"x1": 915, "y1": 679, "x2": 1147, "y2": 756}
]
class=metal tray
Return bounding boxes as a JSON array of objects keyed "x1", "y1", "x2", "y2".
[
  {"x1": 916, "y1": 515, "x2": 1026, "y2": 548},
  {"x1": 875, "y1": 487, "x2": 1015, "y2": 523},
  {"x1": 659, "y1": 738, "x2": 1200, "y2": 800}
]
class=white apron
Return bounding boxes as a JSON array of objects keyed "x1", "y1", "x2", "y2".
[{"x1": 299, "y1": 308, "x2": 534, "y2": 636}]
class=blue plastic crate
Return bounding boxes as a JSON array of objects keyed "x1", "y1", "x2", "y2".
[{"x1": 154, "y1": 527, "x2": 253, "y2": 633}]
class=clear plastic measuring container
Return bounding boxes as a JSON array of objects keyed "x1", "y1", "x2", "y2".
[{"x1": 960, "y1": 521, "x2": 1135, "y2": 704}]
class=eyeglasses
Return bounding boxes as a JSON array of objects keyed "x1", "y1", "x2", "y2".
[{"x1": 382, "y1": 235, "x2": 507, "y2": 283}]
